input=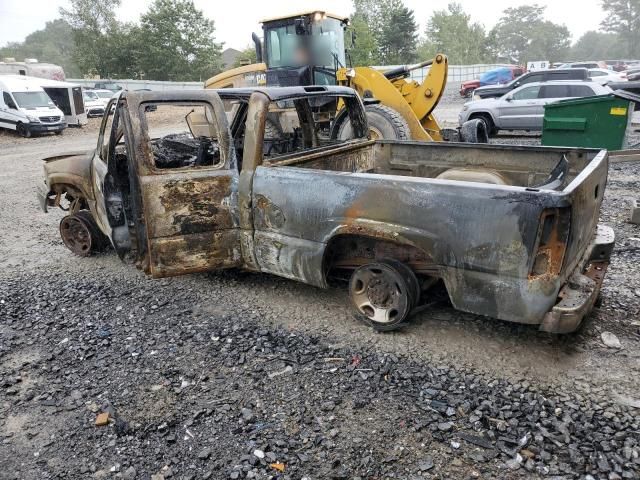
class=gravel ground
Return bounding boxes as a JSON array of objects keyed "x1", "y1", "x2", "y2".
[{"x1": 1, "y1": 95, "x2": 639, "y2": 480}]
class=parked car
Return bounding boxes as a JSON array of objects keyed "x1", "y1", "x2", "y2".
[
  {"x1": 460, "y1": 66, "x2": 524, "y2": 97},
  {"x1": 624, "y1": 67, "x2": 640, "y2": 81},
  {"x1": 459, "y1": 81, "x2": 611, "y2": 135},
  {"x1": 91, "y1": 89, "x2": 117, "y2": 110},
  {"x1": 82, "y1": 90, "x2": 105, "y2": 117},
  {"x1": 608, "y1": 80, "x2": 640, "y2": 99},
  {"x1": 588, "y1": 68, "x2": 626, "y2": 85},
  {"x1": 606, "y1": 60, "x2": 629, "y2": 72},
  {"x1": 472, "y1": 68, "x2": 590, "y2": 100},
  {"x1": 558, "y1": 61, "x2": 608, "y2": 70},
  {"x1": 38, "y1": 86, "x2": 614, "y2": 333},
  {"x1": 93, "y1": 81, "x2": 121, "y2": 92},
  {"x1": 0, "y1": 75, "x2": 66, "y2": 137}
]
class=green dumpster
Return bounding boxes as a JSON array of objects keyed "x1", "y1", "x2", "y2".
[{"x1": 542, "y1": 92, "x2": 636, "y2": 150}]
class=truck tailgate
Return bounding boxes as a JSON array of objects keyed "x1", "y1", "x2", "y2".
[{"x1": 561, "y1": 150, "x2": 609, "y2": 276}]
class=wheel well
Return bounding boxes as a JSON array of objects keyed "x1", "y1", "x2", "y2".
[
  {"x1": 469, "y1": 112, "x2": 495, "y2": 127},
  {"x1": 323, "y1": 234, "x2": 437, "y2": 281},
  {"x1": 50, "y1": 183, "x2": 89, "y2": 211}
]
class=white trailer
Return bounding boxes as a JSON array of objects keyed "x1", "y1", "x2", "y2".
[
  {"x1": 0, "y1": 59, "x2": 66, "y2": 81},
  {"x1": 37, "y1": 78, "x2": 87, "y2": 127}
]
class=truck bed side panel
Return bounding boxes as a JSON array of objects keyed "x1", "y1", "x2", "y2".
[{"x1": 251, "y1": 166, "x2": 572, "y2": 323}]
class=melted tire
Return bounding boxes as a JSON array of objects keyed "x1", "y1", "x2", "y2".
[{"x1": 460, "y1": 118, "x2": 489, "y2": 143}]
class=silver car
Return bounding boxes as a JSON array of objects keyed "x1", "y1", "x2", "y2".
[{"x1": 459, "y1": 81, "x2": 611, "y2": 135}]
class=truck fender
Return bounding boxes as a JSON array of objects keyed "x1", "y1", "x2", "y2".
[{"x1": 41, "y1": 150, "x2": 95, "y2": 212}]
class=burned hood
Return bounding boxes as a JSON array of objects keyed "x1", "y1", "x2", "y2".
[{"x1": 42, "y1": 149, "x2": 94, "y2": 164}]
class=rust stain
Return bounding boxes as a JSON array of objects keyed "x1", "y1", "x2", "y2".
[
  {"x1": 529, "y1": 211, "x2": 568, "y2": 281},
  {"x1": 149, "y1": 230, "x2": 241, "y2": 277},
  {"x1": 325, "y1": 234, "x2": 435, "y2": 275},
  {"x1": 254, "y1": 194, "x2": 285, "y2": 229}
]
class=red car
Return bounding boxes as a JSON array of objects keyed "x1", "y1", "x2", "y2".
[{"x1": 460, "y1": 65, "x2": 525, "y2": 97}]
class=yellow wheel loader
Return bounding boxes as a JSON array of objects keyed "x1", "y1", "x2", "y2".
[{"x1": 205, "y1": 11, "x2": 487, "y2": 143}]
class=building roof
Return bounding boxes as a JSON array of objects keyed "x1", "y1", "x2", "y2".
[{"x1": 221, "y1": 48, "x2": 242, "y2": 68}]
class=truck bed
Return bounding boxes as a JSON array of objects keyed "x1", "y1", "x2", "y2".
[{"x1": 267, "y1": 140, "x2": 597, "y2": 190}]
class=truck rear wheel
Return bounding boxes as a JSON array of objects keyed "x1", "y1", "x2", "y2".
[
  {"x1": 59, "y1": 211, "x2": 108, "y2": 257},
  {"x1": 337, "y1": 104, "x2": 411, "y2": 141},
  {"x1": 348, "y1": 259, "x2": 420, "y2": 331}
]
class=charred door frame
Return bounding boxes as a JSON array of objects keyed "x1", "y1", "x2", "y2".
[{"x1": 121, "y1": 90, "x2": 241, "y2": 277}]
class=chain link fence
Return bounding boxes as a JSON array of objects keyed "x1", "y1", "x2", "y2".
[
  {"x1": 67, "y1": 78, "x2": 203, "y2": 90},
  {"x1": 68, "y1": 64, "x2": 514, "y2": 91},
  {"x1": 373, "y1": 64, "x2": 515, "y2": 84}
]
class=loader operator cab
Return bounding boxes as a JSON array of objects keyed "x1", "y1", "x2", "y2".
[{"x1": 259, "y1": 12, "x2": 349, "y2": 87}]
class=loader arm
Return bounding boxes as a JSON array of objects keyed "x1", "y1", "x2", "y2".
[
  {"x1": 205, "y1": 63, "x2": 267, "y2": 89},
  {"x1": 338, "y1": 54, "x2": 448, "y2": 141}
]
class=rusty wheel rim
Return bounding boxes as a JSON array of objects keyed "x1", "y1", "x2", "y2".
[
  {"x1": 349, "y1": 264, "x2": 411, "y2": 324},
  {"x1": 59, "y1": 215, "x2": 93, "y2": 256}
]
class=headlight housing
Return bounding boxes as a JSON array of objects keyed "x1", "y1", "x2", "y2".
[{"x1": 27, "y1": 115, "x2": 40, "y2": 123}]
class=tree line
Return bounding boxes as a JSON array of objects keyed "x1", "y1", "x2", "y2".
[
  {"x1": 1, "y1": 0, "x2": 222, "y2": 81},
  {"x1": 1, "y1": 0, "x2": 640, "y2": 81},
  {"x1": 348, "y1": 0, "x2": 640, "y2": 66}
]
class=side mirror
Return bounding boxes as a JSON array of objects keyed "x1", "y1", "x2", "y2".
[
  {"x1": 505, "y1": 95, "x2": 513, "y2": 102},
  {"x1": 295, "y1": 18, "x2": 309, "y2": 35}
]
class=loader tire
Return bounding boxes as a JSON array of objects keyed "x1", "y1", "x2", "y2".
[
  {"x1": 337, "y1": 104, "x2": 411, "y2": 141},
  {"x1": 460, "y1": 118, "x2": 489, "y2": 144}
]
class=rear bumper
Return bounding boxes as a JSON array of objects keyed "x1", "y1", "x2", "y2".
[{"x1": 540, "y1": 225, "x2": 615, "y2": 333}]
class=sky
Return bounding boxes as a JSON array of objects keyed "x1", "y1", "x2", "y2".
[{"x1": 0, "y1": 0, "x2": 607, "y2": 51}]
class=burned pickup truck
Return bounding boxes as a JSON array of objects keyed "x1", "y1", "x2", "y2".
[{"x1": 38, "y1": 86, "x2": 614, "y2": 333}]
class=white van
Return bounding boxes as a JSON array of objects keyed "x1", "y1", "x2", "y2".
[{"x1": 0, "y1": 75, "x2": 66, "y2": 137}]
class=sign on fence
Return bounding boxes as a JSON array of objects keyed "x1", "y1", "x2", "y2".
[{"x1": 527, "y1": 61, "x2": 550, "y2": 71}]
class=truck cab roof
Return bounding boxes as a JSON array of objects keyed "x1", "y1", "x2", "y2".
[{"x1": 119, "y1": 85, "x2": 359, "y2": 103}]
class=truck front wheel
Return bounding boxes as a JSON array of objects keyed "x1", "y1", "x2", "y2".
[
  {"x1": 348, "y1": 259, "x2": 420, "y2": 331},
  {"x1": 59, "y1": 211, "x2": 108, "y2": 257}
]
